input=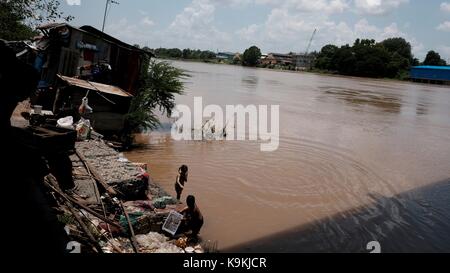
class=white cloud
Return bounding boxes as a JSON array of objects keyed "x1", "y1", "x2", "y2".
[
  {"x1": 354, "y1": 0, "x2": 409, "y2": 15},
  {"x1": 66, "y1": 0, "x2": 81, "y2": 5},
  {"x1": 141, "y1": 17, "x2": 155, "y2": 27},
  {"x1": 251, "y1": 0, "x2": 350, "y2": 14},
  {"x1": 236, "y1": 24, "x2": 261, "y2": 41},
  {"x1": 437, "y1": 21, "x2": 450, "y2": 31},
  {"x1": 437, "y1": 45, "x2": 450, "y2": 61},
  {"x1": 288, "y1": 0, "x2": 349, "y2": 13},
  {"x1": 441, "y1": 2, "x2": 450, "y2": 12},
  {"x1": 166, "y1": 0, "x2": 231, "y2": 49},
  {"x1": 235, "y1": 3, "x2": 423, "y2": 57},
  {"x1": 104, "y1": 0, "x2": 425, "y2": 59},
  {"x1": 105, "y1": 18, "x2": 162, "y2": 47},
  {"x1": 211, "y1": 0, "x2": 253, "y2": 8}
]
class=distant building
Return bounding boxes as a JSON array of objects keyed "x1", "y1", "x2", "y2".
[
  {"x1": 216, "y1": 52, "x2": 236, "y2": 60},
  {"x1": 260, "y1": 53, "x2": 294, "y2": 66},
  {"x1": 410, "y1": 66, "x2": 450, "y2": 85},
  {"x1": 293, "y1": 53, "x2": 315, "y2": 70}
]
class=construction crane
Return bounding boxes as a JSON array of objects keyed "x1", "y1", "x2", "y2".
[
  {"x1": 296, "y1": 29, "x2": 317, "y2": 70},
  {"x1": 305, "y1": 28, "x2": 317, "y2": 55}
]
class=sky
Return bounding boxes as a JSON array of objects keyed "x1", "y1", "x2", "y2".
[{"x1": 61, "y1": 0, "x2": 450, "y2": 62}]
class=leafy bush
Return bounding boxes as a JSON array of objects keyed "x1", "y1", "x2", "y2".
[{"x1": 123, "y1": 60, "x2": 189, "y2": 142}]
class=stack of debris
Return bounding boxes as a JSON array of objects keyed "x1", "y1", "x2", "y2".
[
  {"x1": 42, "y1": 139, "x2": 204, "y2": 254},
  {"x1": 12, "y1": 107, "x2": 205, "y2": 253}
]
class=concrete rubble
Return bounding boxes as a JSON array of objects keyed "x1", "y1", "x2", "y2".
[{"x1": 75, "y1": 141, "x2": 149, "y2": 200}]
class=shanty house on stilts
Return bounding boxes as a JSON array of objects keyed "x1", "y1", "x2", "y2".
[{"x1": 30, "y1": 23, "x2": 153, "y2": 134}]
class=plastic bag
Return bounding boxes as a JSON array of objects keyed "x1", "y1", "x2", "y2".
[
  {"x1": 57, "y1": 116, "x2": 74, "y2": 129},
  {"x1": 75, "y1": 118, "x2": 91, "y2": 140},
  {"x1": 78, "y1": 97, "x2": 93, "y2": 115}
]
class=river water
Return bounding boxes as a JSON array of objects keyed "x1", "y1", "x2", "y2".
[{"x1": 125, "y1": 60, "x2": 450, "y2": 253}]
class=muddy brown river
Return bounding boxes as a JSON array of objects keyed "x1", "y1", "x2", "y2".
[{"x1": 126, "y1": 60, "x2": 450, "y2": 253}]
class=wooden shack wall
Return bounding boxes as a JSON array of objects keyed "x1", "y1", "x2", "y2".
[{"x1": 55, "y1": 86, "x2": 132, "y2": 133}]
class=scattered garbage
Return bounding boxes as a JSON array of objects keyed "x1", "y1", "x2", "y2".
[
  {"x1": 176, "y1": 236, "x2": 188, "y2": 249},
  {"x1": 57, "y1": 116, "x2": 74, "y2": 129},
  {"x1": 136, "y1": 232, "x2": 184, "y2": 253},
  {"x1": 38, "y1": 139, "x2": 206, "y2": 254},
  {"x1": 75, "y1": 118, "x2": 91, "y2": 140},
  {"x1": 33, "y1": 105, "x2": 43, "y2": 115},
  {"x1": 117, "y1": 153, "x2": 129, "y2": 163},
  {"x1": 153, "y1": 196, "x2": 177, "y2": 209},
  {"x1": 185, "y1": 246, "x2": 195, "y2": 253},
  {"x1": 162, "y1": 210, "x2": 183, "y2": 236},
  {"x1": 119, "y1": 212, "x2": 144, "y2": 232},
  {"x1": 79, "y1": 96, "x2": 93, "y2": 115}
]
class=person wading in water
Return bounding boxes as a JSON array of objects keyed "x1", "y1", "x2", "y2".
[{"x1": 175, "y1": 165, "x2": 188, "y2": 201}]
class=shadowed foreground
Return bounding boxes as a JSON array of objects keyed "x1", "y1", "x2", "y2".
[{"x1": 224, "y1": 179, "x2": 450, "y2": 253}]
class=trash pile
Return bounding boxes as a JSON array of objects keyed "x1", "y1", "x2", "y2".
[
  {"x1": 14, "y1": 102, "x2": 206, "y2": 254},
  {"x1": 42, "y1": 139, "x2": 205, "y2": 254}
]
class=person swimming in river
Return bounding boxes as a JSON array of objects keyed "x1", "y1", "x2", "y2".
[
  {"x1": 175, "y1": 165, "x2": 188, "y2": 201},
  {"x1": 179, "y1": 195, "x2": 204, "y2": 240}
]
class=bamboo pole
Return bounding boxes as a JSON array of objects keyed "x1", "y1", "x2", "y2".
[
  {"x1": 44, "y1": 176, "x2": 123, "y2": 230},
  {"x1": 118, "y1": 200, "x2": 139, "y2": 253}
]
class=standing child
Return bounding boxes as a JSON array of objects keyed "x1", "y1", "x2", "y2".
[{"x1": 175, "y1": 165, "x2": 188, "y2": 201}]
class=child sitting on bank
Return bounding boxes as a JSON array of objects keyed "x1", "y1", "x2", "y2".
[{"x1": 179, "y1": 195, "x2": 204, "y2": 241}]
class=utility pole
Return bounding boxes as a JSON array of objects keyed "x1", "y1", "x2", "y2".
[{"x1": 102, "y1": 0, "x2": 119, "y2": 32}]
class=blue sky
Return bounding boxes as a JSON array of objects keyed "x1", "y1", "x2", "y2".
[{"x1": 62, "y1": 0, "x2": 450, "y2": 61}]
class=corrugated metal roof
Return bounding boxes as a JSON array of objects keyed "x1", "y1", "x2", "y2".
[
  {"x1": 37, "y1": 22, "x2": 68, "y2": 30},
  {"x1": 57, "y1": 75, "x2": 133, "y2": 97},
  {"x1": 36, "y1": 23, "x2": 152, "y2": 56},
  {"x1": 412, "y1": 66, "x2": 450, "y2": 71}
]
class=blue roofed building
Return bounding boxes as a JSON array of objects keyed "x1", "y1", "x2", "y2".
[{"x1": 410, "y1": 66, "x2": 450, "y2": 85}]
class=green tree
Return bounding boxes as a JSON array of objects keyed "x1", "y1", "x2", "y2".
[
  {"x1": 333, "y1": 45, "x2": 357, "y2": 75},
  {"x1": 380, "y1": 37, "x2": 413, "y2": 61},
  {"x1": 423, "y1": 50, "x2": 447, "y2": 66},
  {"x1": 352, "y1": 39, "x2": 390, "y2": 77},
  {"x1": 242, "y1": 46, "x2": 262, "y2": 66},
  {"x1": 314, "y1": 37, "x2": 418, "y2": 79},
  {"x1": 182, "y1": 49, "x2": 192, "y2": 59},
  {"x1": 0, "y1": 0, "x2": 73, "y2": 40},
  {"x1": 141, "y1": 46, "x2": 152, "y2": 53},
  {"x1": 124, "y1": 60, "x2": 189, "y2": 142},
  {"x1": 315, "y1": 44, "x2": 339, "y2": 70},
  {"x1": 379, "y1": 37, "x2": 414, "y2": 78}
]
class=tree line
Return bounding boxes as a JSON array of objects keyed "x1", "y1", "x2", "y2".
[
  {"x1": 147, "y1": 48, "x2": 217, "y2": 60},
  {"x1": 314, "y1": 37, "x2": 448, "y2": 79}
]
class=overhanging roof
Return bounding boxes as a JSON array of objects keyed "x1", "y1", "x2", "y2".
[
  {"x1": 37, "y1": 22, "x2": 68, "y2": 30},
  {"x1": 57, "y1": 75, "x2": 133, "y2": 97},
  {"x1": 79, "y1": 26, "x2": 154, "y2": 57},
  {"x1": 37, "y1": 23, "x2": 154, "y2": 57}
]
